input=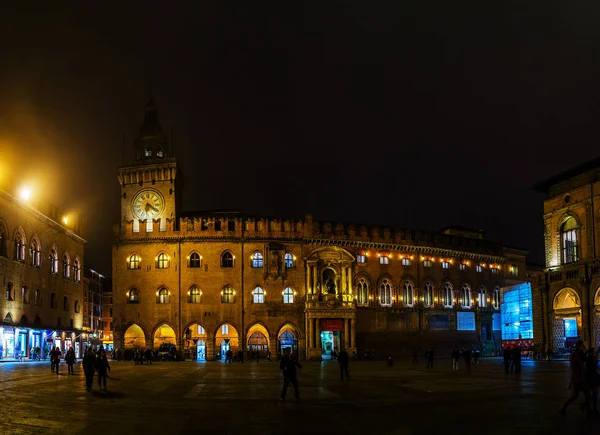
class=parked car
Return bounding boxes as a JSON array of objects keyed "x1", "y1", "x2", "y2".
[{"x1": 158, "y1": 344, "x2": 177, "y2": 361}]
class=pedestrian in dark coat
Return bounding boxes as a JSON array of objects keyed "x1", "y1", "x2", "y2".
[
  {"x1": 426, "y1": 348, "x2": 434, "y2": 369},
  {"x1": 82, "y1": 348, "x2": 97, "y2": 391},
  {"x1": 280, "y1": 348, "x2": 302, "y2": 400},
  {"x1": 503, "y1": 346, "x2": 512, "y2": 374},
  {"x1": 463, "y1": 348, "x2": 472, "y2": 372},
  {"x1": 65, "y1": 347, "x2": 76, "y2": 374},
  {"x1": 338, "y1": 349, "x2": 350, "y2": 380},
  {"x1": 513, "y1": 346, "x2": 522, "y2": 373},
  {"x1": 97, "y1": 350, "x2": 111, "y2": 390}
]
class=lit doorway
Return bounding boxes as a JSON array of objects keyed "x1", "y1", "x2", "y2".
[
  {"x1": 220, "y1": 339, "x2": 230, "y2": 360},
  {"x1": 321, "y1": 331, "x2": 341, "y2": 359},
  {"x1": 196, "y1": 340, "x2": 206, "y2": 361}
]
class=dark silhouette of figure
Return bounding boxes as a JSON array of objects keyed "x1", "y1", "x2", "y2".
[
  {"x1": 585, "y1": 347, "x2": 599, "y2": 414},
  {"x1": 338, "y1": 349, "x2": 350, "y2": 380},
  {"x1": 559, "y1": 340, "x2": 591, "y2": 416},
  {"x1": 463, "y1": 348, "x2": 472, "y2": 372},
  {"x1": 65, "y1": 347, "x2": 76, "y2": 374},
  {"x1": 97, "y1": 350, "x2": 111, "y2": 390},
  {"x1": 426, "y1": 348, "x2": 434, "y2": 369},
  {"x1": 280, "y1": 348, "x2": 302, "y2": 401},
  {"x1": 504, "y1": 346, "x2": 512, "y2": 374},
  {"x1": 82, "y1": 348, "x2": 97, "y2": 391},
  {"x1": 452, "y1": 347, "x2": 460, "y2": 370},
  {"x1": 512, "y1": 346, "x2": 522, "y2": 374}
]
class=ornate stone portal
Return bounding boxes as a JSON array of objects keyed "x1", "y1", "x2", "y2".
[{"x1": 304, "y1": 247, "x2": 356, "y2": 360}]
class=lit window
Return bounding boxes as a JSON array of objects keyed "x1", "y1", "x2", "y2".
[
  {"x1": 251, "y1": 252, "x2": 263, "y2": 268},
  {"x1": 380, "y1": 255, "x2": 389, "y2": 265},
  {"x1": 221, "y1": 285, "x2": 235, "y2": 303},
  {"x1": 357, "y1": 277, "x2": 369, "y2": 306},
  {"x1": 443, "y1": 282, "x2": 453, "y2": 308},
  {"x1": 442, "y1": 261, "x2": 449, "y2": 269},
  {"x1": 49, "y1": 248, "x2": 58, "y2": 274},
  {"x1": 144, "y1": 147, "x2": 152, "y2": 157},
  {"x1": 379, "y1": 278, "x2": 392, "y2": 306},
  {"x1": 188, "y1": 286, "x2": 202, "y2": 304},
  {"x1": 222, "y1": 324, "x2": 229, "y2": 335},
  {"x1": 157, "y1": 288, "x2": 170, "y2": 304},
  {"x1": 73, "y1": 259, "x2": 81, "y2": 283},
  {"x1": 459, "y1": 263, "x2": 466, "y2": 271},
  {"x1": 493, "y1": 287, "x2": 501, "y2": 309},
  {"x1": 189, "y1": 252, "x2": 201, "y2": 268},
  {"x1": 402, "y1": 280, "x2": 414, "y2": 307},
  {"x1": 30, "y1": 239, "x2": 41, "y2": 268},
  {"x1": 284, "y1": 253, "x2": 295, "y2": 268},
  {"x1": 157, "y1": 253, "x2": 169, "y2": 269},
  {"x1": 221, "y1": 251, "x2": 234, "y2": 268},
  {"x1": 0, "y1": 225, "x2": 6, "y2": 257},
  {"x1": 127, "y1": 288, "x2": 140, "y2": 304},
  {"x1": 356, "y1": 254, "x2": 367, "y2": 264},
  {"x1": 253, "y1": 286, "x2": 265, "y2": 303},
  {"x1": 510, "y1": 264, "x2": 518, "y2": 276},
  {"x1": 476, "y1": 265, "x2": 483, "y2": 273},
  {"x1": 478, "y1": 286, "x2": 487, "y2": 308},
  {"x1": 460, "y1": 284, "x2": 471, "y2": 308},
  {"x1": 6, "y1": 282, "x2": 14, "y2": 301},
  {"x1": 198, "y1": 325, "x2": 205, "y2": 335},
  {"x1": 401, "y1": 258, "x2": 411, "y2": 266},
  {"x1": 22, "y1": 286, "x2": 28, "y2": 304},
  {"x1": 423, "y1": 281, "x2": 433, "y2": 307},
  {"x1": 63, "y1": 254, "x2": 71, "y2": 279},
  {"x1": 133, "y1": 219, "x2": 140, "y2": 233},
  {"x1": 561, "y1": 217, "x2": 579, "y2": 264},
  {"x1": 491, "y1": 267, "x2": 498, "y2": 274},
  {"x1": 128, "y1": 254, "x2": 141, "y2": 270},
  {"x1": 14, "y1": 233, "x2": 25, "y2": 262},
  {"x1": 423, "y1": 259, "x2": 432, "y2": 268},
  {"x1": 34, "y1": 289, "x2": 41, "y2": 306},
  {"x1": 283, "y1": 287, "x2": 294, "y2": 304},
  {"x1": 63, "y1": 296, "x2": 69, "y2": 311},
  {"x1": 157, "y1": 147, "x2": 164, "y2": 158}
]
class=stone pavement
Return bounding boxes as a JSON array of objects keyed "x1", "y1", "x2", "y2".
[{"x1": 0, "y1": 357, "x2": 594, "y2": 435}]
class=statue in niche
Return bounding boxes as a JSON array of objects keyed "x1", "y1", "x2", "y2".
[{"x1": 326, "y1": 277, "x2": 336, "y2": 294}]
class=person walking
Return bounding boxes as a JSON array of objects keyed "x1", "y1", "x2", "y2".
[
  {"x1": 463, "y1": 348, "x2": 472, "y2": 372},
  {"x1": 53, "y1": 347, "x2": 62, "y2": 374},
  {"x1": 503, "y1": 346, "x2": 512, "y2": 374},
  {"x1": 280, "y1": 348, "x2": 302, "y2": 401},
  {"x1": 338, "y1": 348, "x2": 350, "y2": 380},
  {"x1": 513, "y1": 346, "x2": 522, "y2": 374},
  {"x1": 97, "y1": 350, "x2": 111, "y2": 390},
  {"x1": 65, "y1": 347, "x2": 76, "y2": 374},
  {"x1": 426, "y1": 347, "x2": 434, "y2": 369},
  {"x1": 452, "y1": 347, "x2": 460, "y2": 371},
  {"x1": 50, "y1": 347, "x2": 57, "y2": 373},
  {"x1": 82, "y1": 348, "x2": 97, "y2": 392},
  {"x1": 559, "y1": 340, "x2": 591, "y2": 416}
]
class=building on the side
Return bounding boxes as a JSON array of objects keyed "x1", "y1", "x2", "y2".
[
  {"x1": 533, "y1": 158, "x2": 600, "y2": 353},
  {"x1": 81, "y1": 268, "x2": 105, "y2": 350},
  {"x1": 0, "y1": 186, "x2": 85, "y2": 359},
  {"x1": 101, "y1": 277, "x2": 113, "y2": 350},
  {"x1": 112, "y1": 101, "x2": 528, "y2": 360}
]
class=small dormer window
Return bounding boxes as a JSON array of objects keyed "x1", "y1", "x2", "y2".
[
  {"x1": 157, "y1": 147, "x2": 164, "y2": 158},
  {"x1": 144, "y1": 147, "x2": 152, "y2": 157}
]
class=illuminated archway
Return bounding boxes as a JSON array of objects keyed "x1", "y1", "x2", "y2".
[
  {"x1": 553, "y1": 288, "x2": 581, "y2": 352},
  {"x1": 277, "y1": 323, "x2": 299, "y2": 355},
  {"x1": 246, "y1": 324, "x2": 270, "y2": 357},
  {"x1": 123, "y1": 324, "x2": 146, "y2": 349},
  {"x1": 184, "y1": 323, "x2": 208, "y2": 361},
  {"x1": 215, "y1": 323, "x2": 239, "y2": 360},
  {"x1": 553, "y1": 288, "x2": 580, "y2": 312},
  {"x1": 153, "y1": 324, "x2": 176, "y2": 348}
]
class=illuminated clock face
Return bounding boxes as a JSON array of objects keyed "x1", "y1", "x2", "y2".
[{"x1": 132, "y1": 189, "x2": 165, "y2": 220}]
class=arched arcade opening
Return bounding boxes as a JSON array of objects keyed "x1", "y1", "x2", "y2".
[
  {"x1": 153, "y1": 324, "x2": 176, "y2": 349},
  {"x1": 278, "y1": 324, "x2": 299, "y2": 356},
  {"x1": 553, "y1": 288, "x2": 581, "y2": 352},
  {"x1": 215, "y1": 323, "x2": 238, "y2": 361},
  {"x1": 246, "y1": 324, "x2": 270, "y2": 359},
  {"x1": 124, "y1": 324, "x2": 146, "y2": 349},
  {"x1": 184, "y1": 323, "x2": 208, "y2": 361}
]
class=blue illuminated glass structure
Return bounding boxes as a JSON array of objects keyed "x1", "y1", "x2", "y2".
[{"x1": 501, "y1": 283, "x2": 533, "y2": 340}]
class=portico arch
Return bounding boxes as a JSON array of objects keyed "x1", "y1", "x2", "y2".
[
  {"x1": 552, "y1": 288, "x2": 581, "y2": 352},
  {"x1": 246, "y1": 323, "x2": 270, "y2": 358},
  {"x1": 183, "y1": 322, "x2": 208, "y2": 361},
  {"x1": 153, "y1": 323, "x2": 176, "y2": 349},
  {"x1": 277, "y1": 323, "x2": 299, "y2": 356},
  {"x1": 123, "y1": 324, "x2": 146, "y2": 349},
  {"x1": 215, "y1": 323, "x2": 239, "y2": 361}
]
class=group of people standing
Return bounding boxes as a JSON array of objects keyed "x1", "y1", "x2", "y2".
[
  {"x1": 503, "y1": 345, "x2": 523, "y2": 374},
  {"x1": 48, "y1": 346, "x2": 111, "y2": 392}
]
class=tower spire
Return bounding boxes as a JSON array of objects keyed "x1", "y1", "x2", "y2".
[{"x1": 133, "y1": 99, "x2": 169, "y2": 161}]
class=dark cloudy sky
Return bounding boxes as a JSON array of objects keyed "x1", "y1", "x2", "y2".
[{"x1": 1, "y1": 2, "x2": 599, "y2": 274}]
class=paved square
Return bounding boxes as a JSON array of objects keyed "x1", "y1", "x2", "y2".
[{"x1": 0, "y1": 358, "x2": 594, "y2": 434}]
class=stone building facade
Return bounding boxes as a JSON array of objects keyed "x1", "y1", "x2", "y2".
[
  {"x1": 533, "y1": 158, "x2": 600, "y2": 352},
  {"x1": 0, "y1": 187, "x2": 85, "y2": 358},
  {"x1": 112, "y1": 102, "x2": 527, "y2": 360}
]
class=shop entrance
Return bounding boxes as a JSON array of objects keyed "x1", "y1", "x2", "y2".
[
  {"x1": 220, "y1": 340, "x2": 230, "y2": 359},
  {"x1": 321, "y1": 331, "x2": 341, "y2": 359},
  {"x1": 196, "y1": 340, "x2": 206, "y2": 361}
]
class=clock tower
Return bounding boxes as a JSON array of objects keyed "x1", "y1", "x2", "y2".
[{"x1": 117, "y1": 100, "x2": 180, "y2": 231}]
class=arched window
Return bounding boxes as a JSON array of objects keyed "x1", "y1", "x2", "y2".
[
  {"x1": 63, "y1": 296, "x2": 69, "y2": 311},
  {"x1": 460, "y1": 284, "x2": 471, "y2": 308},
  {"x1": 379, "y1": 278, "x2": 392, "y2": 306},
  {"x1": 6, "y1": 282, "x2": 14, "y2": 301},
  {"x1": 188, "y1": 286, "x2": 202, "y2": 303},
  {"x1": 50, "y1": 293, "x2": 56, "y2": 309},
  {"x1": 22, "y1": 286, "x2": 28, "y2": 304},
  {"x1": 561, "y1": 217, "x2": 579, "y2": 264},
  {"x1": 221, "y1": 285, "x2": 235, "y2": 303},
  {"x1": 423, "y1": 281, "x2": 434, "y2": 307},
  {"x1": 493, "y1": 286, "x2": 501, "y2": 309},
  {"x1": 221, "y1": 251, "x2": 234, "y2": 268},
  {"x1": 283, "y1": 287, "x2": 294, "y2": 304},
  {"x1": 189, "y1": 252, "x2": 201, "y2": 268},
  {"x1": 156, "y1": 253, "x2": 169, "y2": 269},
  {"x1": 402, "y1": 280, "x2": 414, "y2": 307},
  {"x1": 73, "y1": 258, "x2": 81, "y2": 283},
  {"x1": 284, "y1": 253, "x2": 295, "y2": 268},
  {"x1": 49, "y1": 247, "x2": 58, "y2": 274},
  {"x1": 157, "y1": 288, "x2": 170, "y2": 304},
  {"x1": 478, "y1": 286, "x2": 487, "y2": 308},
  {"x1": 127, "y1": 288, "x2": 140, "y2": 304},
  {"x1": 253, "y1": 286, "x2": 265, "y2": 303},
  {"x1": 14, "y1": 232, "x2": 25, "y2": 262},
  {"x1": 251, "y1": 252, "x2": 263, "y2": 268},
  {"x1": 34, "y1": 289, "x2": 41, "y2": 306},
  {"x1": 0, "y1": 223, "x2": 6, "y2": 257},
  {"x1": 128, "y1": 254, "x2": 141, "y2": 270},
  {"x1": 74, "y1": 300, "x2": 80, "y2": 313},
  {"x1": 357, "y1": 277, "x2": 369, "y2": 306},
  {"x1": 443, "y1": 282, "x2": 453, "y2": 308},
  {"x1": 63, "y1": 253, "x2": 71, "y2": 279},
  {"x1": 30, "y1": 239, "x2": 41, "y2": 268}
]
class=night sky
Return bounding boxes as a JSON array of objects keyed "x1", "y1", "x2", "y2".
[{"x1": 1, "y1": 3, "x2": 599, "y2": 274}]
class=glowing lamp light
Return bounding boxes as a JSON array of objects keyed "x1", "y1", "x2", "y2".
[
  {"x1": 62, "y1": 217, "x2": 69, "y2": 225},
  {"x1": 19, "y1": 186, "x2": 32, "y2": 201}
]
